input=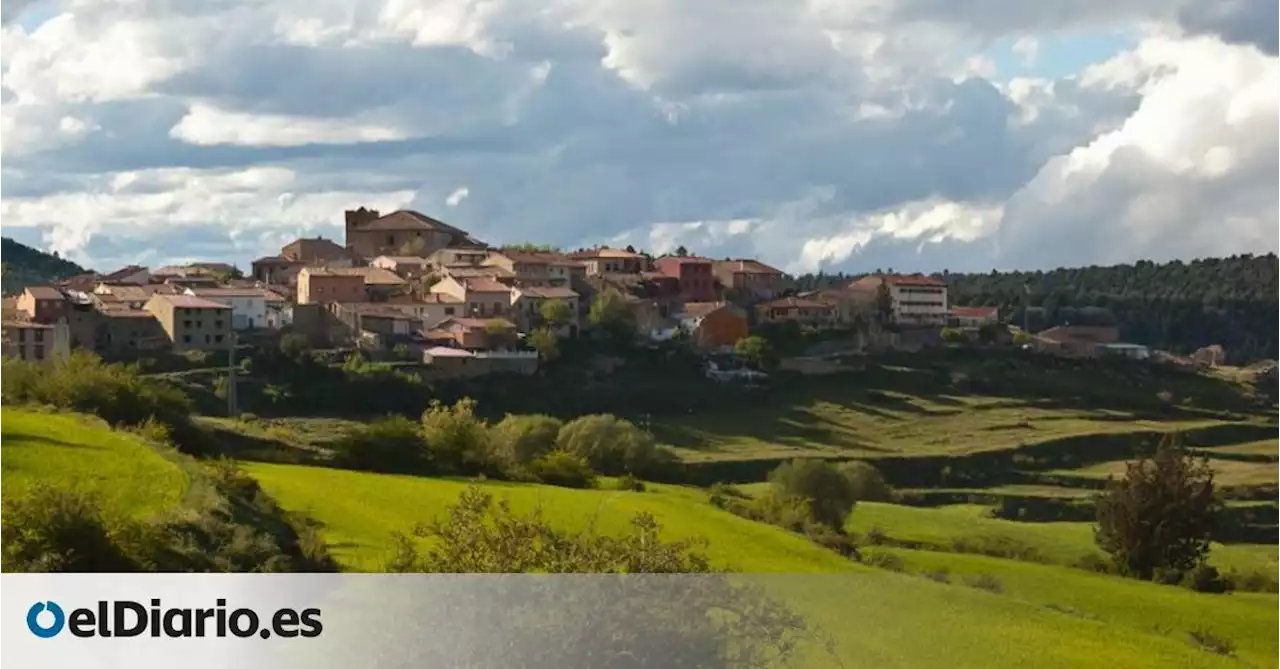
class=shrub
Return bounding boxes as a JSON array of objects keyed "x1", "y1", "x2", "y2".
[
  {"x1": 421, "y1": 398, "x2": 500, "y2": 474},
  {"x1": 951, "y1": 535, "x2": 1047, "y2": 563},
  {"x1": 1227, "y1": 569, "x2": 1279, "y2": 593},
  {"x1": 334, "y1": 416, "x2": 427, "y2": 473},
  {"x1": 924, "y1": 569, "x2": 951, "y2": 584},
  {"x1": 1094, "y1": 432, "x2": 1220, "y2": 580},
  {"x1": 1073, "y1": 552, "x2": 1113, "y2": 574},
  {"x1": 836, "y1": 461, "x2": 891, "y2": 502},
  {"x1": 1188, "y1": 629, "x2": 1236, "y2": 657},
  {"x1": 528, "y1": 451, "x2": 597, "y2": 489},
  {"x1": 615, "y1": 474, "x2": 646, "y2": 492},
  {"x1": 861, "y1": 551, "x2": 904, "y2": 572},
  {"x1": 492, "y1": 414, "x2": 563, "y2": 464},
  {"x1": 128, "y1": 416, "x2": 173, "y2": 446},
  {"x1": 183, "y1": 349, "x2": 210, "y2": 365},
  {"x1": 767, "y1": 459, "x2": 858, "y2": 530},
  {"x1": 963, "y1": 573, "x2": 1004, "y2": 594},
  {"x1": 1, "y1": 485, "x2": 138, "y2": 572},
  {"x1": 864, "y1": 526, "x2": 889, "y2": 546},
  {"x1": 1182, "y1": 564, "x2": 1232, "y2": 594},
  {"x1": 556, "y1": 414, "x2": 674, "y2": 477},
  {"x1": 940, "y1": 327, "x2": 968, "y2": 345},
  {"x1": 707, "y1": 483, "x2": 746, "y2": 509},
  {"x1": 374, "y1": 486, "x2": 820, "y2": 667}
]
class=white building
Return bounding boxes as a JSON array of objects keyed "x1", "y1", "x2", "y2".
[
  {"x1": 849, "y1": 274, "x2": 949, "y2": 326},
  {"x1": 184, "y1": 287, "x2": 272, "y2": 330}
]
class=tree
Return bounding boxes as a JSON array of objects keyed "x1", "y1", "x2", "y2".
[
  {"x1": 734, "y1": 335, "x2": 778, "y2": 370},
  {"x1": 625, "y1": 244, "x2": 636, "y2": 254},
  {"x1": 674, "y1": 245, "x2": 689, "y2": 257},
  {"x1": 492, "y1": 414, "x2": 563, "y2": 464},
  {"x1": 587, "y1": 289, "x2": 635, "y2": 339},
  {"x1": 527, "y1": 327, "x2": 560, "y2": 363},
  {"x1": 484, "y1": 320, "x2": 516, "y2": 349},
  {"x1": 940, "y1": 327, "x2": 969, "y2": 344},
  {"x1": 767, "y1": 459, "x2": 858, "y2": 529},
  {"x1": 539, "y1": 298, "x2": 572, "y2": 330},
  {"x1": 1093, "y1": 433, "x2": 1221, "y2": 580},
  {"x1": 873, "y1": 278, "x2": 894, "y2": 326},
  {"x1": 374, "y1": 487, "x2": 820, "y2": 669},
  {"x1": 420, "y1": 398, "x2": 497, "y2": 473},
  {"x1": 278, "y1": 333, "x2": 310, "y2": 362},
  {"x1": 556, "y1": 414, "x2": 673, "y2": 477},
  {"x1": 836, "y1": 461, "x2": 891, "y2": 502}
]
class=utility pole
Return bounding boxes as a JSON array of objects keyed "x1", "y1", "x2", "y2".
[
  {"x1": 227, "y1": 330, "x2": 239, "y2": 417},
  {"x1": 1022, "y1": 282, "x2": 1032, "y2": 334}
]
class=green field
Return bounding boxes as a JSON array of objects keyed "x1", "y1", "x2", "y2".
[
  {"x1": 1, "y1": 407, "x2": 188, "y2": 519},
  {"x1": 245, "y1": 462, "x2": 856, "y2": 573},
  {"x1": 248, "y1": 461, "x2": 1276, "y2": 668},
  {"x1": 1051, "y1": 457, "x2": 1278, "y2": 487},
  {"x1": 1198, "y1": 439, "x2": 1278, "y2": 457},
  {"x1": 657, "y1": 389, "x2": 1222, "y2": 462}
]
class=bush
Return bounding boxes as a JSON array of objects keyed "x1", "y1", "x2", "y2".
[
  {"x1": 963, "y1": 573, "x2": 1004, "y2": 594},
  {"x1": 421, "y1": 399, "x2": 500, "y2": 474},
  {"x1": 556, "y1": 414, "x2": 675, "y2": 477},
  {"x1": 1, "y1": 485, "x2": 138, "y2": 572},
  {"x1": 492, "y1": 414, "x2": 563, "y2": 464},
  {"x1": 1188, "y1": 629, "x2": 1236, "y2": 657},
  {"x1": 951, "y1": 535, "x2": 1047, "y2": 563},
  {"x1": 861, "y1": 551, "x2": 904, "y2": 572},
  {"x1": 924, "y1": 569, "x2": 951, "y2": 584},
  {"x1": 334, "y1": 416, "x2": 427, "y2": 473},
  {"x1": 767, "y1": 459, "x2": 858, "y2": 530},
  {"x1": 941, "y1": 327, "x2": 968, "y2": 345},
  {"x1": 836, "y1": 461, "x2": 891, "y2": 502},
  {"x1": 1073, "y1": 552, "x2": 1113, "y2": 574},
  {"x1": 528, "y1": 451, "x2": 597, "y2": 489},
  {"x1": 707, "y1": 483, "x2": 746, "y2": 509},
  {"x1": 864, "y1": 526, "x2": 889, "y2": 546},
  {"x1": 1182, "y1": 564, "x2": 1233, "y2": 594},
  {"x1": 615, "y1": 475, "x2": 647, "y2": 492},
  {"x1": 1227, "y1": 569, "x2": 1279, "y2": 593}
]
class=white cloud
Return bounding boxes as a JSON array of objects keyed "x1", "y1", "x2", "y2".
[
  {"x1": 0, "y1": 0, "x2": 1275, "y2": 273},
  {"x1": 1012, "y1": 36, "x2": 1039, "y2": 66},
  {"x1": 445, "y1": 186, "x2": 470, "y2": 206},
  {"x1": 169, "y1": 103, "x2": 410, "y2": 147}
]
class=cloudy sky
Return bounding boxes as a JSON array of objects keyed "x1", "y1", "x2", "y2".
[{"x1": 1, "y1": 0, "x2": 1276, "y2": 275}]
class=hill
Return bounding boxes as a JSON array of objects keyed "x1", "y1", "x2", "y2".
[
  {"x1": 792, "y1": 254, "x2": 1279, "y2": 362},
  {"x1": 1, "y1": 407, "x2": 188, "y2": 519},
  {"x1": 247, "y1": 461, "x2": 1274, "y2": 668},
  {"x1": 1, "y1": 237, "x2": 87, "y2": 296}
]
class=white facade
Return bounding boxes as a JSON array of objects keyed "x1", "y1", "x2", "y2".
[
  {"x1": 889, "y1": 283, "x2": 948, "y2": 326},
  {"x1": 185, "y1": 289, "x2": 270, "y2": 330}
]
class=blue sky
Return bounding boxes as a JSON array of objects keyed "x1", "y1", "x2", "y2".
[{"x1": 982, "y1": 31, "x2": 1138, "y2": 80}]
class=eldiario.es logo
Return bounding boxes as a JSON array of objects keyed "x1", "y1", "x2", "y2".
[{"x1": 27, "y1": 599, "x2": 322, "y2": 639}]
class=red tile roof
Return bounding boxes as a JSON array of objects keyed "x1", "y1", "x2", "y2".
[{"x1": 680, "y1": 301, "x2": 731, "y2": 319}]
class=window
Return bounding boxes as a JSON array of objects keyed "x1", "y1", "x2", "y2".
[
  {"x1": 215, "y1": 335, "x2": 224, "y2": 343},
  {"x1": 33, "y1": 329, "x2": 45, "y2": 342},
  {"x1": 205, "y1": 335, "x2": 211, "y2": 344},
  {"x1": 16, "y1": 329, "x2": 26, "y2": 342},
  {"x1": 445, "y1": 307, "x2": 455, "y2": 316},
  {"x1": 387, "y1": 235, "x2": 395, "y2": 245},
  {"x1": 184, "y1": 320, "x2": 192, "y2": 328},
  {"x1": 182, "y1": 335, "x2": 192, "y2": 343},
  {"x1": 215, "y1": 320, "x2": 224, "y2": 329},
  {"x1": 32, "y1": 345, "x2": 44, "y2": 360}
]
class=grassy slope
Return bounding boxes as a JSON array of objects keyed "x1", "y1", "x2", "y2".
[
  {"x1": 874, "y1": 547, "x2": 1278, "y2": 668},
  {"x1": 659, "y1": 389, "x2": 1224, "y2": 462},
  {"x1": 245, "y1": 462, "x2": 855, "y2": 573},
  {"x1": 1050, "y1": 457, "x2": 1278, "y2": 487},
  {"x1": 248, "y1": 461, "x2": 1268, "y2": 669},
  {"x1": 843, "y1": 502, "x2": 1277, "y2": 574},
  {"x1": 1, "y1": 407, "x2": 188, "y2": 519}
]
